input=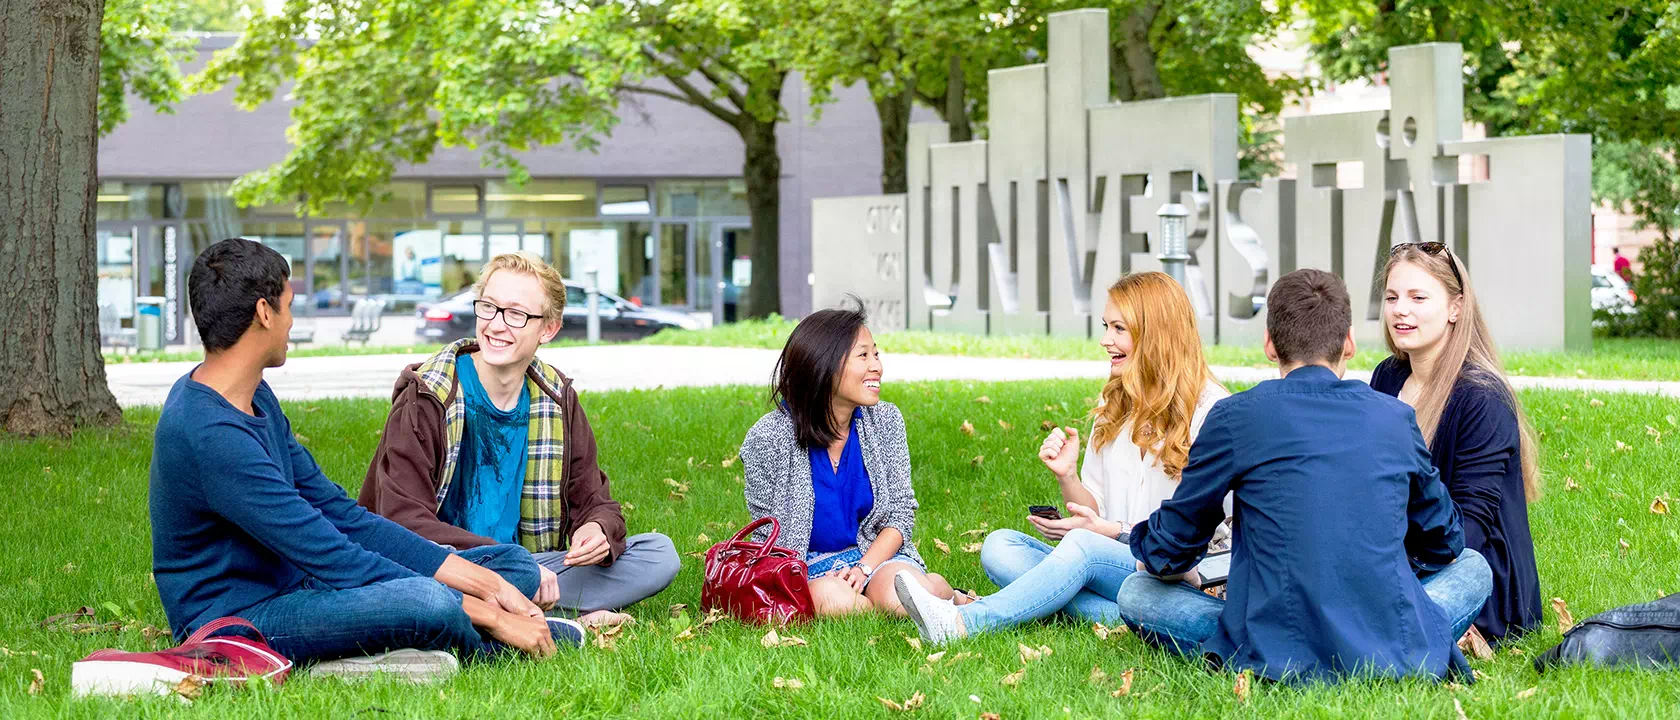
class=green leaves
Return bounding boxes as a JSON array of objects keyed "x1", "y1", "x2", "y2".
[{"x1": 100, "y1": 0, "x2": 193, "y2": 135}]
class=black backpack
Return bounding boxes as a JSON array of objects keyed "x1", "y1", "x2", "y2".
[{"x1": 1536, "y1": 593, "x2": 1680, "y2": 672}]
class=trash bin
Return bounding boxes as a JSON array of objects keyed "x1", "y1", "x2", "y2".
[{"x1": 136, "y1": 296, "x2": 165, "y2": 351}]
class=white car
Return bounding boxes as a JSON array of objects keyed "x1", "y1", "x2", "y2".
[{"x1": 1591, "y1": 265, "x2": 1635, "y2": 314}]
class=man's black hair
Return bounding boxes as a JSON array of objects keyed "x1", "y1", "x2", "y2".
[
  {"x1": 771, "y1": 298, "x2": 869, "y2": 449},
  {"x1": 188, "y1": 238, "x2": 290, "y2": 352}
]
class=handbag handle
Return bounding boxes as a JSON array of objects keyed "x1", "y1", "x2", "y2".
[
  {"x1": 186, "y1": 616, "x2": 268, "y2": 646},
  {"x1": 726, "y1": 517, "x2": 781, "y2": 559}
]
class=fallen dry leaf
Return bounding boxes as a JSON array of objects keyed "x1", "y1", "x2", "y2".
[
  {"x1": 662, "y1": 477, "x2": 690, "y2": 493},
  {"x1": 1667, "y1": 414, "x2": 1677, "y2": 427},
  {"x1": 1454, "y1": 698, "x2": 1469, "y2": 720},
  {"x1": 997, "y1": 419, "x2": 1012, "y2": 431},
  {"x1": 722, "y1": 454, "x2": 739, "y2": 468},
  {"x1": 960, "y1": 529, "x2": 986, "y2": 538},
  {"x1": 697, "y1": 533, "x2": 712, "y2": 545},
  {"x1": 1458, "y1": 626, "x2": 1494, "y2": 660},
  {"x1": 1651, "y1": 497, "x2": 1670, "y2": 515},
  {"x1": 946, "y1": 651, "x2": 976, "y2": 663},
  {"x1": 1552, "y1": 597, "x2": 1576, "y2": 633},
  {"x1": 772, "y1": 676, "x2": 804, "y2": 690},
  {"x1": 1234, "y1": 669, "x2": 1252, "y2": 702},
  {"x1": 669, "y1": 491, "x2": 686, "y2": 501},
  {"x1": 1089, "y1": 665, "x2": 1108, "y2": 685},
  {"x1": 877, "y1": 697, "x2": 903, "y2": 712},
  {"x1": 1112, "y1": 668, "x2": 1135, "y2": 697},
  {"x1": 27, "y1": 668, "x2": 43, "y2": 696},
  {"x1": 1589, "y1": 398, "x2": 1605, "y2": 408},
  {"x1": 1615, "y1": 440, "x2": 1631, "y2": 452},
  {"x1": 1620, "y1": 538, "x2": 1632, "y2": 555},
  {"x1": 960, "y1": 420, "x2": 976, "y2": 436},
  {"x1": 669, "y1": 603, "x2": 687, "y2": 617},
  {"x1": 673, "y1": 626, "x2": 696, "y2": 642},
  {"x1": 171, "y1": 673, "x2": 206, "y2": 700},
  {"x1": 1000, "y1": 668, "x2": 1025, "y2": 687},
  {"x1": 780, "y1": 635, "x2": 808, "y2": 647},
  {"x1": 932, "y1": 538, "x2": 951, "y2": 555},
  {"x1": 622, "y1": 501, "x2": 636, "y2": 511},
  {"x1": 905, "y1": 692, "x2": 925, "y2": 710},
  {"x1": 962, "y1": 542, "x2": 982, "y2": 553},
  {"x1": 1018, "y1": 643, "x2": 1043, "y2": 663},
  {"x1": 593, "y1": 631, "x2": 618, "y2": 651},
  {"x1": 971, "y1": 455, "x2": 985, "y2": 467},
  {"x1": 981, "y1": 714, "x2": 1000, "y2": 720},
  {"x1": 1506, "y1": 646, "x2": 1526, "y2": 656},
  {"x1": 904, "y1": 636, "x2": 922, "y2": 651},
  {"x1": 1516, "y1": 687, "x2": 1538, "y2": 700},
  {"x1": 761, "y1": 629, "x2": 782, "y2": 648},
  {"x1": 975, "y1": 396, "x2": 992, "y2": 404},
  {"x1": 1565, "y1": 477, "x2": 1580, "y2": 491},
  {"x1": 926, "y1": 651, "x2": 946, "y2": 664},
  {"x1": 1041, "y1": 420, "x2": 1055, "y2": 431}
]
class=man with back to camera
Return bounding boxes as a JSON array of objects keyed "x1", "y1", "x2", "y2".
[
  {"x1": 144, "y1": 238, "x2": 582, "y2": 685},
  {"x1": 1112, "y1": 268, "x2": 1493, "y2": 683}
]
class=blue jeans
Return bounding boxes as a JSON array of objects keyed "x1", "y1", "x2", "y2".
[
  {"x1": 961, "y1": 528, "x2": 1137, "y2": 632},
  {"x1": 1114, "y1": 549, "x2": 1493, "y2": 657},
  {"x1": 239, "y1": 544, "x2": 541, "y2": 665}
]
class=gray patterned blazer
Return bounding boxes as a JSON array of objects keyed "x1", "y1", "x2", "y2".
[{"x1": 739, "y1": 401, "x2": 923, "y2": 568}]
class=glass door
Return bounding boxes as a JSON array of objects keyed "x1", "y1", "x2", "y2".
[
  {"x1": 306, "y1": 222, "x2": 347, "y2": 315},
  {"x1": 710, "y1": 223, "x2": 753, "y2": 325},
  {"x1": 657, "y1": 222, "x2": 691, "y2": 308},
  {"x1": 96, "y1": 224, "x2": 139, "y2": 329}
]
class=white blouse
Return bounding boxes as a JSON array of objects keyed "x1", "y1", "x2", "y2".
[{"x1": 1079, "y1": 379, "x2": 1231, "y2": 526}]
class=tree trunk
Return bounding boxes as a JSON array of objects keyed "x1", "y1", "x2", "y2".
[
  {"x1": 0, "y1": 0, "x2": 123, "y2": 436},
  {"x1": 737, "y1": 114, "x2": 782, "y2": 319},
  {"x1": 1111, "y1": 44, "x2": 1137, "y2": 101},
  {"x1": 1118, "y1": 3, "x2": 1166, "y2": 100},
  {"x1": 873, "y1": 83, "x2": 914, "y2": 194},
  {"x1": 944, "y1": 55, "x2": 972, "y2": 142}
]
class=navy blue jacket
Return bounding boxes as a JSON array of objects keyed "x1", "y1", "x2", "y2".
[
  {"x1": 1130, "y1": 365, "x2": 1470, "y2": 683},
  {"x1": 150, "y1": 373, "x2": 450, "y2": 639},
  {"x1": 1370, "y1": 357, "x2": 1542, "y2": 641}
]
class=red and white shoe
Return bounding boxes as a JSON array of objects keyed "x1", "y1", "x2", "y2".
[{"x1": 71, "y1": 617, "x2": 291, "y2": 697}]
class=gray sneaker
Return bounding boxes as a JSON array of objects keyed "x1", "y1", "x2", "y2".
[
  {"x1": 894, "y1": 571, "x2": 967, "y2": 646},
  {"x1": 309, "y1": 648, "x2": 459, "y2": 683}
]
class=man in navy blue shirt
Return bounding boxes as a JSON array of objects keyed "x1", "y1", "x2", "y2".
[
  {"x1": 149, "y1": 239, "x2": 581, "y2": 680},
  {"x1": 1117, "y1": 269, "x2": 1492, "y2": 684}
]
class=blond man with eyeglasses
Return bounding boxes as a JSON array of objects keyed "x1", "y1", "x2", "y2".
[{"x1": 359, "y1": 253, "x2": 678, "y2": 629}]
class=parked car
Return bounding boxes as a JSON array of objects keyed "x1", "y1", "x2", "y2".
[
  {"x1": 1591, "y1": 264, "x2": 1636, "y2": 315},
  {"x1": 416, "y1": 283, "x2": 703, "y2": 344}
]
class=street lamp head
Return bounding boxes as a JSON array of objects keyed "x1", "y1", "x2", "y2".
[{"x1": 1156, "y1": 203, "x2": 1190, "y2": 258}]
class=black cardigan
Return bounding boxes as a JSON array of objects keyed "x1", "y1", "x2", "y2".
[{"x1": 1370, "y1": 357, "x2": 1543, "y2": 642}]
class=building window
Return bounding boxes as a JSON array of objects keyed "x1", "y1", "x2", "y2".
[
  {"x1": 486, "y1": 179, "x2": 596, "y2": 218},
  {"x1": 657, "y1": 179, "x2": 749, "y2": 218},
  {"x1": 429, "y1": 184, "x2": 483, "y2": 216},
  {"x1": 600, "y1": 185, "x2": 651, "y2": 216}
]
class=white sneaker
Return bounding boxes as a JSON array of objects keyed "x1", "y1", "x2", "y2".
[
  {"x1": 309, "y1": 648, "x2": 459, "y2": 683},
  {"x1": 894, "y1": 571, "x2": 967, "y2": 646}
]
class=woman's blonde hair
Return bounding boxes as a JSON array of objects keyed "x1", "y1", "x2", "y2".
[
  {"x1": 1382, "y1": 245, "x2": 1542, "y2": 501},
  {"x1": 1088, "y1": 272, "x2": 1220, "y2": 479},
  {"x1": 474, "y1": 252, "x2": 568, "y2": 316}
]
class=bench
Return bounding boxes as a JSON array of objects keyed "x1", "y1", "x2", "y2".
[{"x1": 342, "y1": 297, "x2": 386, "y2": 346}]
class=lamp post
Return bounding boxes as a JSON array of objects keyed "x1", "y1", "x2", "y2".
[
  {"x1": 1156, "y1": 203, "x2": 1191, "y2": 290},
  {"x1": 585, "y1": 267, "x2": 601, "y2": 344}
]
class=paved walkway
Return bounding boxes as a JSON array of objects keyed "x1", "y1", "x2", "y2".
[{"x1": 105, "y1": 345, "x2": 1680, "y2": 407}]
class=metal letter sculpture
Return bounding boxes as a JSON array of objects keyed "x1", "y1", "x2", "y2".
[{"x1": 811, "y1": 8, "x2": 1591, "y2": 350}]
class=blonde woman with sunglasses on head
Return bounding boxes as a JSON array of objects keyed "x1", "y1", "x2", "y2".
[{"x1": 1370, "y1": 242, "x2": 1543, "y2": 643}]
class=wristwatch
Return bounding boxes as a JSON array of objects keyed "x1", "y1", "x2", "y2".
[{"x1": 854, "y1": 563, "x2": 875, "y2": 577}]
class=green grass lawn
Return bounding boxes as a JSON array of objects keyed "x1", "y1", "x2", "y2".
[{"x1": 2, "y1": 380, "x2": 1678, "y2": 717}]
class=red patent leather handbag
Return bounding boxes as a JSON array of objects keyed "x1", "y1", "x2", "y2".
[{"x1": 701, "y1": 517, "x2": 816, "y2": 625}]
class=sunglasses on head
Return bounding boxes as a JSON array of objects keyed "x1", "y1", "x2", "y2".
[{"x1": 1392, "y1": 241, "x2": 1463, "y2": 288}]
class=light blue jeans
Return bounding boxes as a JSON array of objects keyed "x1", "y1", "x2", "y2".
[
  {"x1": 960, "y1": 528, "x2": 1137, "y2": 632},
  {"x1": 1114, "y1": 548, "x2": 1494, "y2": 657}
]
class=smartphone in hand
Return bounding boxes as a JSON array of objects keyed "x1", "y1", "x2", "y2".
[{"x1": 1028, "y1": 505, "x2": 1063, "y2": 520}]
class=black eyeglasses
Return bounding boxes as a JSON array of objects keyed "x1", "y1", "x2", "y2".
[
  {"x1": 1392, "y1": 242, "x2": 1464, "y2": 288},
  {"x1": 473, "y1": 300, "x2": 545, "y2": 329}
]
